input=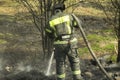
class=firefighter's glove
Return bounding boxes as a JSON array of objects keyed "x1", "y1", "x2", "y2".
[{"x1": 45, "y1": 28, "x2": 55, "y2": 39}]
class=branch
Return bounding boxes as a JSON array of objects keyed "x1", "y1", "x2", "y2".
[{"x1": 22, "y1": 1, "x2": 42, "y2": 33}]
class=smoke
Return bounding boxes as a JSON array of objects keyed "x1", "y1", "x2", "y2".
[
  {"x1": 0, "y1": 52, "x2": 56, "y2": 79},
  {"x1": 0, "y1": 58, "x2": 6, "y2": 71},
  {"x1": 0, "y1": 58, "x2": 32, "y2": 73},
  {"x1": 16, "y1": 63, "x2": 32, "y2": 72}
]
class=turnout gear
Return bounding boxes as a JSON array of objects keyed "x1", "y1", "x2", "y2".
[
  {"x1": 54, "y1": 42, "x2": 82, "y2": 80},
  {"x1": 46, "y1": 12, "x2": 78, "y2": 40},
  {"x1": 45, "y1": 8, "x2": 83, "y2": 80},
  {"x1": 49, "y1": 15, "x2": 72, "y2": 36}
]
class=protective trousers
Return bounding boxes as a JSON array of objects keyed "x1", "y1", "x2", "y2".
[{"x1": 54, "y1": 41, "x2": 82, "y2": 80}]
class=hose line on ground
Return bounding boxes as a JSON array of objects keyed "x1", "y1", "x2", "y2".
[{"x1": 72, "y1": 14, "x2": 114, "y2": 80}]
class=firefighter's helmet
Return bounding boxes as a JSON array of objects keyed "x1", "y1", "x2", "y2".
[{"x1": 53, "y1": 3, "x2": 65, "y2": 11}]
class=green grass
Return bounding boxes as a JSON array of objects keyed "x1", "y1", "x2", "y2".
[
  {"x1": 0, "y1": 33, "x2": 18, "y2": 44},
  {"x1": 0, "y1": 39, "x2": 7, "y2": 44},
  {"x1": 0, "y1": 33, "x2": 16, "y2": 38},
  {"x1": 107, "y1": 54, "x2": 117, "y2": 62},
  {"x1": 78, "y1": 47, "x2": 89, "y2": 55},
  {"x1": 78, "y1": 33, "x2": 116, "y2": 56},
  {"x1": 87, "y1": 34, "x2": 105, "y2": 42},
  {"x1": 103, "y1": 43, "x2": 114, "y2": 51}
]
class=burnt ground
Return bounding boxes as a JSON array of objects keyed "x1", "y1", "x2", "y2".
[
  {"x1": 0, "y1": 40, "x2": 104, "y2": 80},
  {"x1": 0, "y1": 55, "x2": 119, "y2": 80},
  {"x1": 0, "y1": 11, "x2": 120, "y2": 80},
  {"x1": 0, "y1": 58, "x2": 106, "y2": 80}
]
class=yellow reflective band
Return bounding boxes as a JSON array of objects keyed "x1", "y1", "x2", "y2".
[
  {"x1": 54, "y1": 38, "x2": 77, "y2": 44},
  {"x1": 49, "y1": 15, "x2": 70, "y2": 27},
  {"x1": 74, "y1": 21, "x2": 77, "y2": 26},
  {"x1": 57, "y1": 73, "x2": 65, "y2": 78},
  {"x1": 62, "y1": 35, "x2": 70, "y2": 39},
  {"x1": 66, "y1": 21, "x2": 71, "y2": 34},
  {"x1": 46, "y1": 29, "x2": 52, "y2": 33},
  {"x1": 54, "y1": 33, "x2": 57, "y2": 38},
  {"x1": 73, "y1": 70, "x2": 81, "y2": 75}
]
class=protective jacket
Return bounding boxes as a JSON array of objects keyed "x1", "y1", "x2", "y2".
[{"x1": 45, "y1": 12, "x2": 78, "y2": 43}]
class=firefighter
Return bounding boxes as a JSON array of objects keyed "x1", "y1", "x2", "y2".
[{"x1": 45, "y1": 3, "x2": 83, "y2": 80}]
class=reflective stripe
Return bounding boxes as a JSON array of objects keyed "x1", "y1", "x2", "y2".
[
  {"x1": 49, "y1": 15, "x2": 70, "y2": 27},
  {"x1": 62, "y1": 35, "x2": 70, "y2": 39},
  {"x1": 66, "y1": 21, "x2": 71, "y2": 34},
  {"x1": 74, "y1": 21, "x2": 77, "y2": 26},
  {"x1": 49, "y1": 15, "x2": 71, "y2": 34},
  {"x1": 57, "y1": 73, "x2": 65, "y2": 78},
  {"x1": 73, "y1": 70, "x2": 81, "y2": 75},
  {"x1": 46, "y1": 29, "x2": 52, "y2": 33},
  {"x1": 54, "y1": 38, "x2": 77, "y2": 44}
]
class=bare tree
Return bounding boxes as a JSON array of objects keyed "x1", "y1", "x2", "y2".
[
  {"x1": 109, "y1": 0, "x2": 120, "y2": 62},
  {"x1": 15, "y1": 0, "x2": 80, "y2": 58},
  {"x1": 96, "y1": 0, "x2": 120, "y2": 63}
]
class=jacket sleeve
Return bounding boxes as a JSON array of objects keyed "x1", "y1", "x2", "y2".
[
  {"x1": 71, "y1": 14, "x2": 80, "y2": 28},
  {"x1": 45, "y1": 24, "x2": 55, "y2": 39}
]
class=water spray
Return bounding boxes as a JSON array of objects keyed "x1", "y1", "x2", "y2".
[{"x1": 46, "y1": 49, "x2": 55, "y2": 76}]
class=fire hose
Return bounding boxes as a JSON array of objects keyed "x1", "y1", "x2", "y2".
[{"x1": 72, "y1": 14, "x2": 114, "y2": 80}]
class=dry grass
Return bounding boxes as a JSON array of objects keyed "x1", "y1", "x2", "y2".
[
  {"x1": 74, "y1": 6, "x2": 106, "y2": 18},
  {"x1": 0, "y1": 0, "x2": 28, "y2": 15},
  {"x1": 0, "y1": 7, "x2": 17, "y2": 15}
]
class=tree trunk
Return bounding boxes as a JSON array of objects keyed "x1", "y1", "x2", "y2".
[
  {"x1": 117, "y1": 40, "x2": 120, "y2": 62},
  {"x1": 117, "y1": 9, "x2": 120, "y2": 62}
]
